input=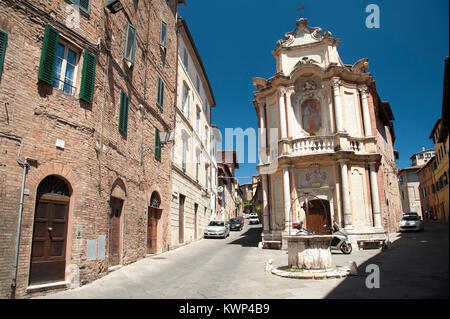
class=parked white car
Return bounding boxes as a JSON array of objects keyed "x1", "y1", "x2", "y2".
[
  {"x1": 249, "y1": 217, "x2": 260, "y2": 225},
  {"x1": 204, "y1": 221, "x2": 230, "y2": 239},
  {"x1": 248, "y1": 213, "x2": 258, "y2": 219},
  {"x1": 399, "y1": 213, "x2": 424, "y2": 232}
]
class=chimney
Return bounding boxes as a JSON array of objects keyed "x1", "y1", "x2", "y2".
[{"x1": 422, "y1": 146, "x2": 425, "y2": 152}]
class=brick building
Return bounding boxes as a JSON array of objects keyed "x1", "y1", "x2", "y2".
[{"x1": 0, "y1": 0, "x2": 183, "y2": 298}]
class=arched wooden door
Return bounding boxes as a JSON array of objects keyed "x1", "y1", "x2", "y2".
[
  {"x1": 306, "y1": 199, "x2": 331, "y2": 235},
  {"x1": 147, "y1": 192, "x2": 162, "y2": 254},
  {"x1": 109, "y1": 197, "x2": 123, "y2": 266},
  {"x1": 29, "y1": 176, "x2": 71, "y2": 285}
]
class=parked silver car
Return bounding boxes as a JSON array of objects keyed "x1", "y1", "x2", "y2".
[
  {"x1": 204, "y1": 221, "x2": 230, "y2": 239},
  {"x1": 248, "y1": 213, "x2": 258, "y2": 219},
  {"x1": 399, "y1": 213, "x2": 424, "y2": 232}
]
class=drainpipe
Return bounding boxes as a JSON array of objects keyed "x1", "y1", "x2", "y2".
[
  {"x1": 0, "y1": 133, "x2": 28, "y2": 299},
  {"x1": 11, "y1": 157, "x2": 30, "y2": 299}
]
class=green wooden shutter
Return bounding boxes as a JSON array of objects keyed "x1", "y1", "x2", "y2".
[
  {"x1": 119, "y1": 89, "x2": 129, "y2": 135},
  {"x1": 38, "y1": 24, "x2": 59, "y2": 85},
  {"x1": 155, "y1": 128, "x2": 161, "y2": 161},
  {"x1": 79, "y1": 50, "x2": 97, "y2": 103},
  {"x1": 0, "y1": 30, "x2": 7, "y2": 81},
  {"x1": 157, "y1": 77, "x2": 164, "y2": 109}
]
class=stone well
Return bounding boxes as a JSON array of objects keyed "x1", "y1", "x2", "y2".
[{"x1": 286, "y1": 235, "x2": 333, "y2": 270}]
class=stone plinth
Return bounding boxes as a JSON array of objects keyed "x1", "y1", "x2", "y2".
[{"x1": 286, "y1": 235, "x2": 333, "y2": 270}]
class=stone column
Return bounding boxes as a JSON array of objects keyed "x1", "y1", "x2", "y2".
[
  {"x1": 282, "y1": 165, "x2": 292, "y2": 232},
  {"x1": 339, "y1": 159, "x2": 352, "y2": 228},
  {"x1": 285, "y1": 88, "x2": 294, "y2": 138},
  {"x1": 262, "y1": 174, "x2": 270, "y2": 233},
  {"x1": 258, "y1": 102, "x2": 267, "y2": 164},
  {"x1": 369, "y1": 162, "x2": 382, "y2": 228},
  {"x1": 332, "y1": 78, "x2": 345, "y2": 133},
  {"x1": 359, "y1": 85, "x2": 373, "y2": 136},
  {"x1": 278, "y1": 88, "x2": 287, "y2": 139}
]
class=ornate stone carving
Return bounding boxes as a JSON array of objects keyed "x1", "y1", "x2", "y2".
[
  {"x1": 276, "y1": 18, "x2": 332, "y2": 48},
  {"x1": 303, "y1": 80, "x2": 318, "y2": 91}
]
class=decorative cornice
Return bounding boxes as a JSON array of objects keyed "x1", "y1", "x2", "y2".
[{"x1": 276, "y1": 18, "x2": 333, "y2": 49}]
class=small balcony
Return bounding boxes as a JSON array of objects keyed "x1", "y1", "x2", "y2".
[{"x1": 280, "y1": 134, "x2": 377, "y2": 158}]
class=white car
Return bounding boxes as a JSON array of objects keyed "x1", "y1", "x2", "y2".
[
  {"x1": 204, "y1": 221, "x2": 230, "y2": 239},
  {"x1": 249, "y1": 217, "x2": 260, "y2": 225},
  {"x1": 249, "y1": 213, "x2": 258, "y2": 219},
  {"x1": 399, "y1": 213, "x2": 424, "y2": 232}
]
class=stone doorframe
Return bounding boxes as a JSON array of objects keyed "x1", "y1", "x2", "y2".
[
  {"x1": 109, "y1": 178, "x2": 127, "y2": 268},
  {"x1": 296, "y1": 186, "x2": 336, "y2": 230},
  {"x1": 23, "y1": 163, "x2": 81, "y2": 292}
]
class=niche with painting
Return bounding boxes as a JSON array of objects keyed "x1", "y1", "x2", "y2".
[{"x1": 301, "y1": 99, "x2": 322, "y2": 135}]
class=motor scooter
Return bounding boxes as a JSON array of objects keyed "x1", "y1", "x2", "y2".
[{"x1": 327, "y1": 222, "x2": 352, "y2": 254}]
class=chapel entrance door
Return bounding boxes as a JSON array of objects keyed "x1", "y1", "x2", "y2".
[{"x1": 306, "y1": 199, "x2": 331, "y2": 235}]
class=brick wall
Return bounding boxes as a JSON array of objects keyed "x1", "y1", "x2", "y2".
[{"x1": 0, "y1": 0, "x2": 178, "y2": 298}]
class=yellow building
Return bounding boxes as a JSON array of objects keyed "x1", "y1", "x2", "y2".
[
  {"x1": 430, "y1": 119, "x2": 449, "y2": 221},
  {"x1": 429, "y1": 57, "x2": 449, "y2": 222}
]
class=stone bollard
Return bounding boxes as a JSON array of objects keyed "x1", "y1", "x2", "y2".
[
  {"x1": 265, "y1": 259, "x2": 274, "y2": 272},
  {"x1": 349, "y1": 261, "x2": 358, "y2": 276}
]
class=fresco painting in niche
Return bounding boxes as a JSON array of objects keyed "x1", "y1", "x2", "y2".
[{"x1": 302, "y1": 99, "x2": 321, "y2": 134}]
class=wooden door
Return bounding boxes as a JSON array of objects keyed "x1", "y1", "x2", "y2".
[
  {"x1": 194, "y1": 204, "x2": 198, "y2": 240},
  {"x1": 109, "y1": 197, "x2": 123, "y2": 266},
  {"x1": 306, "y1": 199, "x2": 331, "y2": 235},
  {"x1": 29, "y1": 195, "x2": 69, "y2": 285},
  {"x1": 179, "y1": 195, "x2": 185, "y2": 244},
  {"x1": 147, "y1": 208, "x2": 161, "y2": 254}
]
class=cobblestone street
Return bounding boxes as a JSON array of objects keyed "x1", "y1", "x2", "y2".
[{"x1": 39, "y1": 221, "x2": 449, "y2": 299}]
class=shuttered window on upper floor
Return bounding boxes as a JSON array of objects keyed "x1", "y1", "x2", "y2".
[
  {"x1": 157, "y1": 77, "x2": 164, "y2": 109},
  {"x1": 79, "y1": 50, "x2": 97, "y2": 103},
  {"x1": 124, "y1": 23, "x2": 137, "y2": 65},
  {"x1": 119, "y1": 89, "x2": 129, "y2": 135},
  {"x1": 38, "y1": 24, "x2": 96, "y2": 102},
  {"x1": 38, "y1": 24, "x2": 60, "y2": 85},
  {"x1": 160, "y1": 21, "x2": 168, "y2": 49},
  {"x1": 0, "y1": 30, "x2": 7, "y2": 81},
  {"x1": 68, "y1": 0, "x2": 92, "y2": 15},
  {"x1": 155, "y1": 128, "x2": 161, "y2": 162}
]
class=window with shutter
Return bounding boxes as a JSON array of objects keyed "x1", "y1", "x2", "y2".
[
  {"x1": 79, "y1": 50, "x2": 97, "y2": 103},
  {"x1": 160, "y1": 21, "x2": 168, "y2": 49},
  {"x1": 155, "y1": 128, "x2": 161, "y2": 161},
  {"x1": 0, "y1": 30, "x2": 7, "y2": 81},
  {"x1": 53, "y1": 43, "x2": 79, "y2": 95},
  {"x1": 38, "y1": 24, "x2": 59, "y2": 85},
  {"x1": 124, "y1": 23, "x2": 137, "y2": 64},
  {"x1": 68, "y1": 0, "x2": 91, "y2": 14},
  {"x1": 119, "y1": 89, "x2": 129, "y2": 135},
  {"x1": 183, "y1": 48, "x2": 188, "y2": 71},
  {"x1": 157, "y1": 77, "x2": 164, "y2": 109}
]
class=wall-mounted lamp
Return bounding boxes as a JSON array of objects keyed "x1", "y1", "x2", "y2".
[
  {"x1": 140, "y1": 130, "x2": 173, "y2": 165},
  {"x1": 106, "y1": 0, "x2": 124, "y2": 14}
]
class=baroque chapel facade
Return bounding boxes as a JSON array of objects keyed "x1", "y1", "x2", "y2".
[{"x1": 253, "y1": 18, "x2": 402, "y2": 249}]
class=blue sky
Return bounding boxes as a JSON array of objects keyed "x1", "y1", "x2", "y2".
[{"x1": 180, "y1": 0, "x2": 449, "y2": 184}]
